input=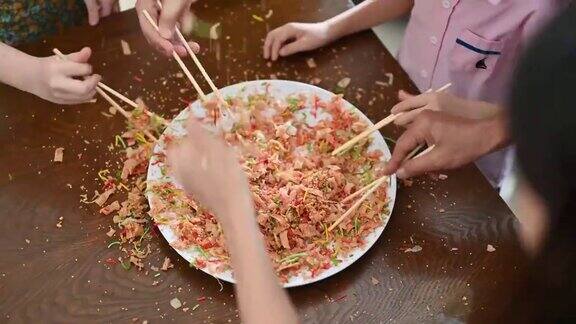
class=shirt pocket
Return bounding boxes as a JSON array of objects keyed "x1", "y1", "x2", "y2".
[{"x1": 449, "y1": 29, "x2": 504, "y2": 78}]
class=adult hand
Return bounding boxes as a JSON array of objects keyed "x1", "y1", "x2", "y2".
[
  {"x1": 84, "y1": 0, "x2": 118, "y2": 26},
  {"x1": 32, "y1": 47, "x2": 101, "y2": 105},
  {"x1": 383, "y1": 110, "x2": 508, "y2": 179},
  {"x1": 391, "y1": 90, "x2": 501, "y2": 126},
  {"x1": 263, "y1": 22, "x2": 334, "y2": 61},
  {"x1": 166, "y1": 118, "x2": 253, "y2": 223},
  {"x1": 136, "y1": 0, "x2": 199, "y2": 57}
]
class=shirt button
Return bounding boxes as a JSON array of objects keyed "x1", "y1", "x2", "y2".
[
  {"x1": 442, "y1": 0, "x2": 452, "y2": 9},
  {"x1": 420, "y1": 70, "x2": 428, "y2": 78},
  {"x1": 430, "y1": 36, "x2": 438, "y2": 45}
]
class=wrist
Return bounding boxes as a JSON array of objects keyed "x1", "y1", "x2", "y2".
[
  {"x1": 324, "y1": 18, "x2": 345, "y2": 41},
  {"x1": 0, "y1": 45, "x2": 38, "y2": 92},
  {"x1": 218, "y1": 195, "x2": 256, "y2": 230},
  {"x1": 22, "y1": 56, "x2": 43, "y2": 96},
  {"x1": 11, "y1": 54, "x2": 42, "y2": 95},
  {"x1": 478, "y1": 113, "x2": 510, "y2": 155}
]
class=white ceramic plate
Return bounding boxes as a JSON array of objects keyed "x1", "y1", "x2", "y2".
[{"x1": 146, "y1": 80, "x2": 396, "y2": 288}]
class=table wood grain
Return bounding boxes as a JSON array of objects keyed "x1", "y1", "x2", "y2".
[{"x1": 0, "y1": 1, "x2": 528, "y2": 323}]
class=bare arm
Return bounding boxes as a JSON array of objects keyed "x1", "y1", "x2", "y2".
[
  {"x1": 167, "y1": 119, "x2": 298, "y2": 324},
  {"x1": 327, "y1": 0, "x2": 414, "y2": 40},
  {"x1": 222, "y1": 200, "x2": 299, "y2": 324},
  {"x1": 264, "y1": 0, "x2": 413, "y2": 60},
  {"x1": 0, "y1": 43, "x2": 38, "y2": 92}
]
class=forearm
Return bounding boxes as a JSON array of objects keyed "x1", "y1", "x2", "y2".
[
  {"x1": 448, "y1": 97, "x2": 502, "y2": 120},
  {"x1": 222, "y1": 203, "x2": 298, "y2": 324},
  {"x1": 327, "y1": 0, "x2": 413, "y2": 40},
  {"x1": 0, "y1": 43, "x2": 38, "y2": 93}
]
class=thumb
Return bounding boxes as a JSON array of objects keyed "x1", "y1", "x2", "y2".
[
  {"x1": 158, "y1": 1, "x2": 188, "y2": 39},
  {"x1": 66, "y1": 47, "x2": 92, "y2": 63},
  {"x1": 84, "y1": 0, "x2": 100, "y2": 26},
  {"x1": 279, "y1": 39, "x2": 306, "y2": 57}
]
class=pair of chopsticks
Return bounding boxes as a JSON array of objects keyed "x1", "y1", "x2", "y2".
[
  {"x1": 53, "y1": 48, "x2": 160, "y2": 142},
  {"x1": 327, "y1": 144, "x2": 435, "y2": 232},
  {"x1": 327, "y1": 84, "x2": 452, "y2": 231},
  {"x1": 142, "y1": 2, "x2": 229, "y2": 115},
  {"x1": 331, "y1": 83, "x2": 452, "y2": 156}
]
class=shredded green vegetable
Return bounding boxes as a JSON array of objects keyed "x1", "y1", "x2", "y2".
[
  {"x1": 115, "y1": 135, "x2": 127, "y2": 148},
  {"x1": 107, "y1": 241, "x2": 121, "y2": 249},
  {"x1": 137, "y1": 226, "x2": 150, "y2": 246},
  {"x1": 279, "y1": 252, "x2": 308, "y2": 264},
  {"x1": 331, "y1": 257, "x2": 342, "y2": 266},
  {"x1": 134, "y1": 133, "x2": 148, "y2": 144},
  {"x1": 98, "y1": 169, "x2": 110, "y2": 181},
  {"x1": 120, "y1": 260, "x2": 131, "y2": 270},
  {"x1": 195, "y1": 246, "x2": 211, "y2": 259},
  {"x1": 287, "y1": 97, "x2": 300, "y2": 112}
]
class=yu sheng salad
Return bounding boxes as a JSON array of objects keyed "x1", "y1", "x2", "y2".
[{"x1": 148, "y1": 84, "x2": 390, "y2": 282}]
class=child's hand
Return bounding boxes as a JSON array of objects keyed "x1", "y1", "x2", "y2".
[
  {"x1": 32, "y1": 47, "x2": 101, "y2": 105},
  {"x1": 263, "y1": 22, "x2": 334, "y2": 61},
  {"x1": 391, "y1": 90, "x2": 500, "y2": 126},
  {"x1": 84, "y1": 0, "x2": 118, "y2": 26},
  {"x1": 167, "y1": 117, "x2": 254, "y2": 225},
  {"x1": 136, "y1": 0, "x2": 200, "y2": 57}
]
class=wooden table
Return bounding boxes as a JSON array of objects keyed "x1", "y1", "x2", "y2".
[{"x1": 0, "y1": 1, "x2": 528, "y2": 322}]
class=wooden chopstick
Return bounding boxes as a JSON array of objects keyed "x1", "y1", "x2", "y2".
[
  {"x1": 96, "y1": 87, "x2": 158, "y2": 142},
  {"x1": 342, "y1": 176, "x2": 384, "y2": 204},
  {"x1": 403, "y1": 143, "x2": 425, "y2": 162},
  {"x1": 142, "y1": 9, "x2": 207, "y2": 101},
  {"x1": 330, "y1": 144, "x2": 436, "y2": 231},
  {"x1": 331, "y1": 83, "x2": 452, "y2": 156},
  {"x1": 52, "y1": 49, "x2": 168, "y2": 126},
  {"x1": 328, "y1": 176, "x2": 386, "y2": 232},
  {"x1": 341, "y1": 143, "x2": 435, "y2": 204},
  {"x1": 154, "y1": 1, "x2": 224, "y2": 102}
]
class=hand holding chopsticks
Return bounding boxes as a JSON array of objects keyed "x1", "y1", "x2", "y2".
[
  {"x1": 52, "y1": 48, "x2": 168, "y2": 127},
  {"x1": 154, "y1": 1, "x2": 226, "y2": 106},
  {"x1": 141, "y1": 8, "x2": 230, "y2": 119},
  {"x1": 331, "y1": 83, "x2": 451, "y2": 156},
  {"x1": 53, "y1": 48, "x2": 159, "y2": 142},
  {"x1": 141, "y1": 9, "x2": 207, "y2": 101}
]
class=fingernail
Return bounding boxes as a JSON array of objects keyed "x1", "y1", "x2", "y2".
[
  {"x1": 191, "y1": 43, "x2": 200, "y2": 53},
  {"x1": 397, "y1": 168, "x2": 406, "y2": 179},
  {"x1": 175, "y1": 45, "x2": 185, "y2": 56}
]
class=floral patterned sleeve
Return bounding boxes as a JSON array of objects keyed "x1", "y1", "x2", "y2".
[{"x1": 0, "y1": 0, "x2": 86, "y2": 46}]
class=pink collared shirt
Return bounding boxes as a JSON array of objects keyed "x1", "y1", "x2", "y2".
[{"x1": 398, "y1": 0, "x2": 570, "y2": 186}]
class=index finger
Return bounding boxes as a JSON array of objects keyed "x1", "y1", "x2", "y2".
[
  {"x1": 382, "y1": 126, "x2": 428, "y2": 175},
  {"x1": 397, "y1": 147, "x2": 445, "y2": 179},
  {"x1": 390, "y1": 93, "x2": 433, "y2": 114}
]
